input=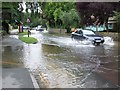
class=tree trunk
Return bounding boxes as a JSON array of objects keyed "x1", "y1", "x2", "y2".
[
  {"x1": 96, "y1": 25, "x2": 98, "y2": 32},
  {"x1": 105, "y1": 22, "x2": 109, "y2": 34}
]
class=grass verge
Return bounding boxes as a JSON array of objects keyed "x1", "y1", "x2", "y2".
[
  {"x1": 18, "y1": 31, "x2": 28, "y2": 36},
  {"x1": 19, "y1": 36, "x2": 38, "y2": 44},
  {"x1": 18, "y1": 31, "x2": 38, "y2": 44}
]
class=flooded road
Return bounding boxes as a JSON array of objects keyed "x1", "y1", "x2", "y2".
[{"x1": 2, "y1": 30, "x2": 120, "y2": 88}]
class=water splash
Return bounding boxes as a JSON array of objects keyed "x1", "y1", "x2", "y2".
[
  {"x1": 103, "y1": 37, "x2": 114, "y2": 46},
  {"x1": 49, "y1": 37, "x2": 95, "y2": 47}
]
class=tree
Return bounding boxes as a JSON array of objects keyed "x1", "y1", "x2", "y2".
[
  {"x1": 17, "y1": 2, "x2": 43, "y2": 27},
  {"x1": 2, "y1": 2, "x2": 21, "y2": 28},
  {"x1": 53, "y1": 7, "x2": 62, "y2": 27},
  {"x1": 59, "y1": 9, "x2": 80, "y2": 32},
  {"x1": 42, "y1": 2, "x2": 76, "y2": 28},
  {"x1": 114, "y1": 11, "x2": 120, "y2": 33},
  {"x1": 25, "y1": 2, "x2": 42, "y2": 16},
  {"x1": 76, "y1": 2, "x2": 120, "y2": 31}
]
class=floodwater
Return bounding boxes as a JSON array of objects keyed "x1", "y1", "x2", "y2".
[{"x1": 2, "y1": 30, "x2": 120, "y2": 88}]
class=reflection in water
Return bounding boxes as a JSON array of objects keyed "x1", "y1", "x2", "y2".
[
  {"x1": 2, "y1": 46, "x2": 24, "y2": 68},
  {"x1": 23, "y1": 44, "x2": 47, "y2": 72},
  {"x1": 2, "y1": 32, "x2": 119, "y2": 88}
]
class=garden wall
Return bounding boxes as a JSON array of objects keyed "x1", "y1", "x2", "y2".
[
  {"x1": 48, "y1": 28, "x2": 67, "y2": 34},
  {"x1": 97, "y1": 32, "x2": 120, "y2": 41}
]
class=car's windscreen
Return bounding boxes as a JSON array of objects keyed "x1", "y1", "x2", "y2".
[{"x1": 82, "y1": 30, "x2": 95, "y2": 35}]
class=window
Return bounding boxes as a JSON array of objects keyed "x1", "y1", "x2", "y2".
[
  {"x1": 78, "y1": 30, "x2": 83, "y2": 34},
  {"x1": 82, "y1": 30, "x2": 95, "y2": 35}
]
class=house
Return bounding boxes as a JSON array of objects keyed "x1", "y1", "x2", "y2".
[{"x1": 108, "y1": 16, "x2": 117, "y2": 32}]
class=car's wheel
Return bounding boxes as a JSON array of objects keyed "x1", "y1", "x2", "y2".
[
  {"x1": 94, "y1": 42, "x2": 100, "y2": 46},
  {"x1": 92, "y1": 41, "x2": 100, "y2": 46}
]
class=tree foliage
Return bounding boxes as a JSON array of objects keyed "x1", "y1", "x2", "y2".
[
  {"x1": 76, "y1": 2, "x2": 120, "y2": 30},
  {"x1": 2, "y1": 2, "x2": 22, "y2": 28},
  {"x1": 114, "y1": 11, "x2": 120, "y2": 32},
  {"x1": 42, "y1": 2, "x2": 78, "y2": 30},
  {"x1": 19, "y1": 2, "x2": 43, "y2": 27},
  {"x1": 59, "y1": 9, "x2": 80, "y2": 32}
]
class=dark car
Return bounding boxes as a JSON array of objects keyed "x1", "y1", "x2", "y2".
[{"x1": 71, "y1": 29, "x2": 104, "y2": 45}]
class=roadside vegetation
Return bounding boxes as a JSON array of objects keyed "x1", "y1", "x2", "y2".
[
  {"x1": 0, "y1": 30, "x2": 2, "y2": 34},
  {"x1": 76, "y1": 2, "x2": 120, "y2": 32},
  {"x1": 2, "y1": 2, "x2": 120, "y2": 34},
  {"x1": 18, "y1": 31, "x2": 28, "y2": 36},
  {"x1": 19, "y1": 36, "x2": 38, "y2": 44},
  {"x1": 114, "y1": 11, "x2": 120, "y2": 32},
  {"x1": 41, "y1": 2, "x2": 80, "y2": 32},
  {"x1": 18, "y1": 31, "x2": 38, "y2": 44}
]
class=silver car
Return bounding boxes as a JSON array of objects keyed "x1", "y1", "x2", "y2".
[{"x1": 71, "y1": 29, "x2": 104, "y2": 45}]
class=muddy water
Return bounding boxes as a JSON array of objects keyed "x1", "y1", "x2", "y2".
[{"x1": 2, "y1": 31, "x2": 120, "y2": 88}]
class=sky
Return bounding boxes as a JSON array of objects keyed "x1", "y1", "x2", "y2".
[{"x1": 21, "y1": 1, "x2": 42, "y2": 13}]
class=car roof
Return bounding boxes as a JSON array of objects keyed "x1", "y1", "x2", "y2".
[
  {"x1": 83, "y1": 29, "x2": 93, "y2": 31},
  {"x1": 76, "y1": 29, "x2": 94, "y2": 32},
  {"x1": 76, "y1": 28, "x2": 82, "y2": 30}
]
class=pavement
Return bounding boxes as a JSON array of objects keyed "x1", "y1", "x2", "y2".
[
  {"x1": 2, "y1": 68, "x2": 39, "y2": 89},
  {"x1": 2, "y1": 29, "x2": 23, "y2": 46},
  {"x1": 1, "y1": 29, "x2": 40, "y2": 89},
  {"x1": 2, "y1": 35, "x2": 24, "y2": 46}
]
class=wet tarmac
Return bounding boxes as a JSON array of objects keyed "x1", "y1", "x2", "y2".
[
  {"x1": 2, "y1": 30, "x2": 120, "y2": 88},
  {"x1": 2, "y1": 68, "x2": 35, "y2": 88}
]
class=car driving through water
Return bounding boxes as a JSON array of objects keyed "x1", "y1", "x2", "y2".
[
  {"x1": 36, "y1": 25, "x2": 44, "y2": 31},
  {"x1": 71, "y1": 29, "x2": 104, "y2": 45}
]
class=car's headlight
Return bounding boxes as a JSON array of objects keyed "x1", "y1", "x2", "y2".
[{"x1": 101, "y1": 38, "x2": 104, "y2": 40}]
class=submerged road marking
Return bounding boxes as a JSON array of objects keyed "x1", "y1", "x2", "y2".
[{"x1": 38, "y1": 73, "x2": 50, "y2": 88}]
